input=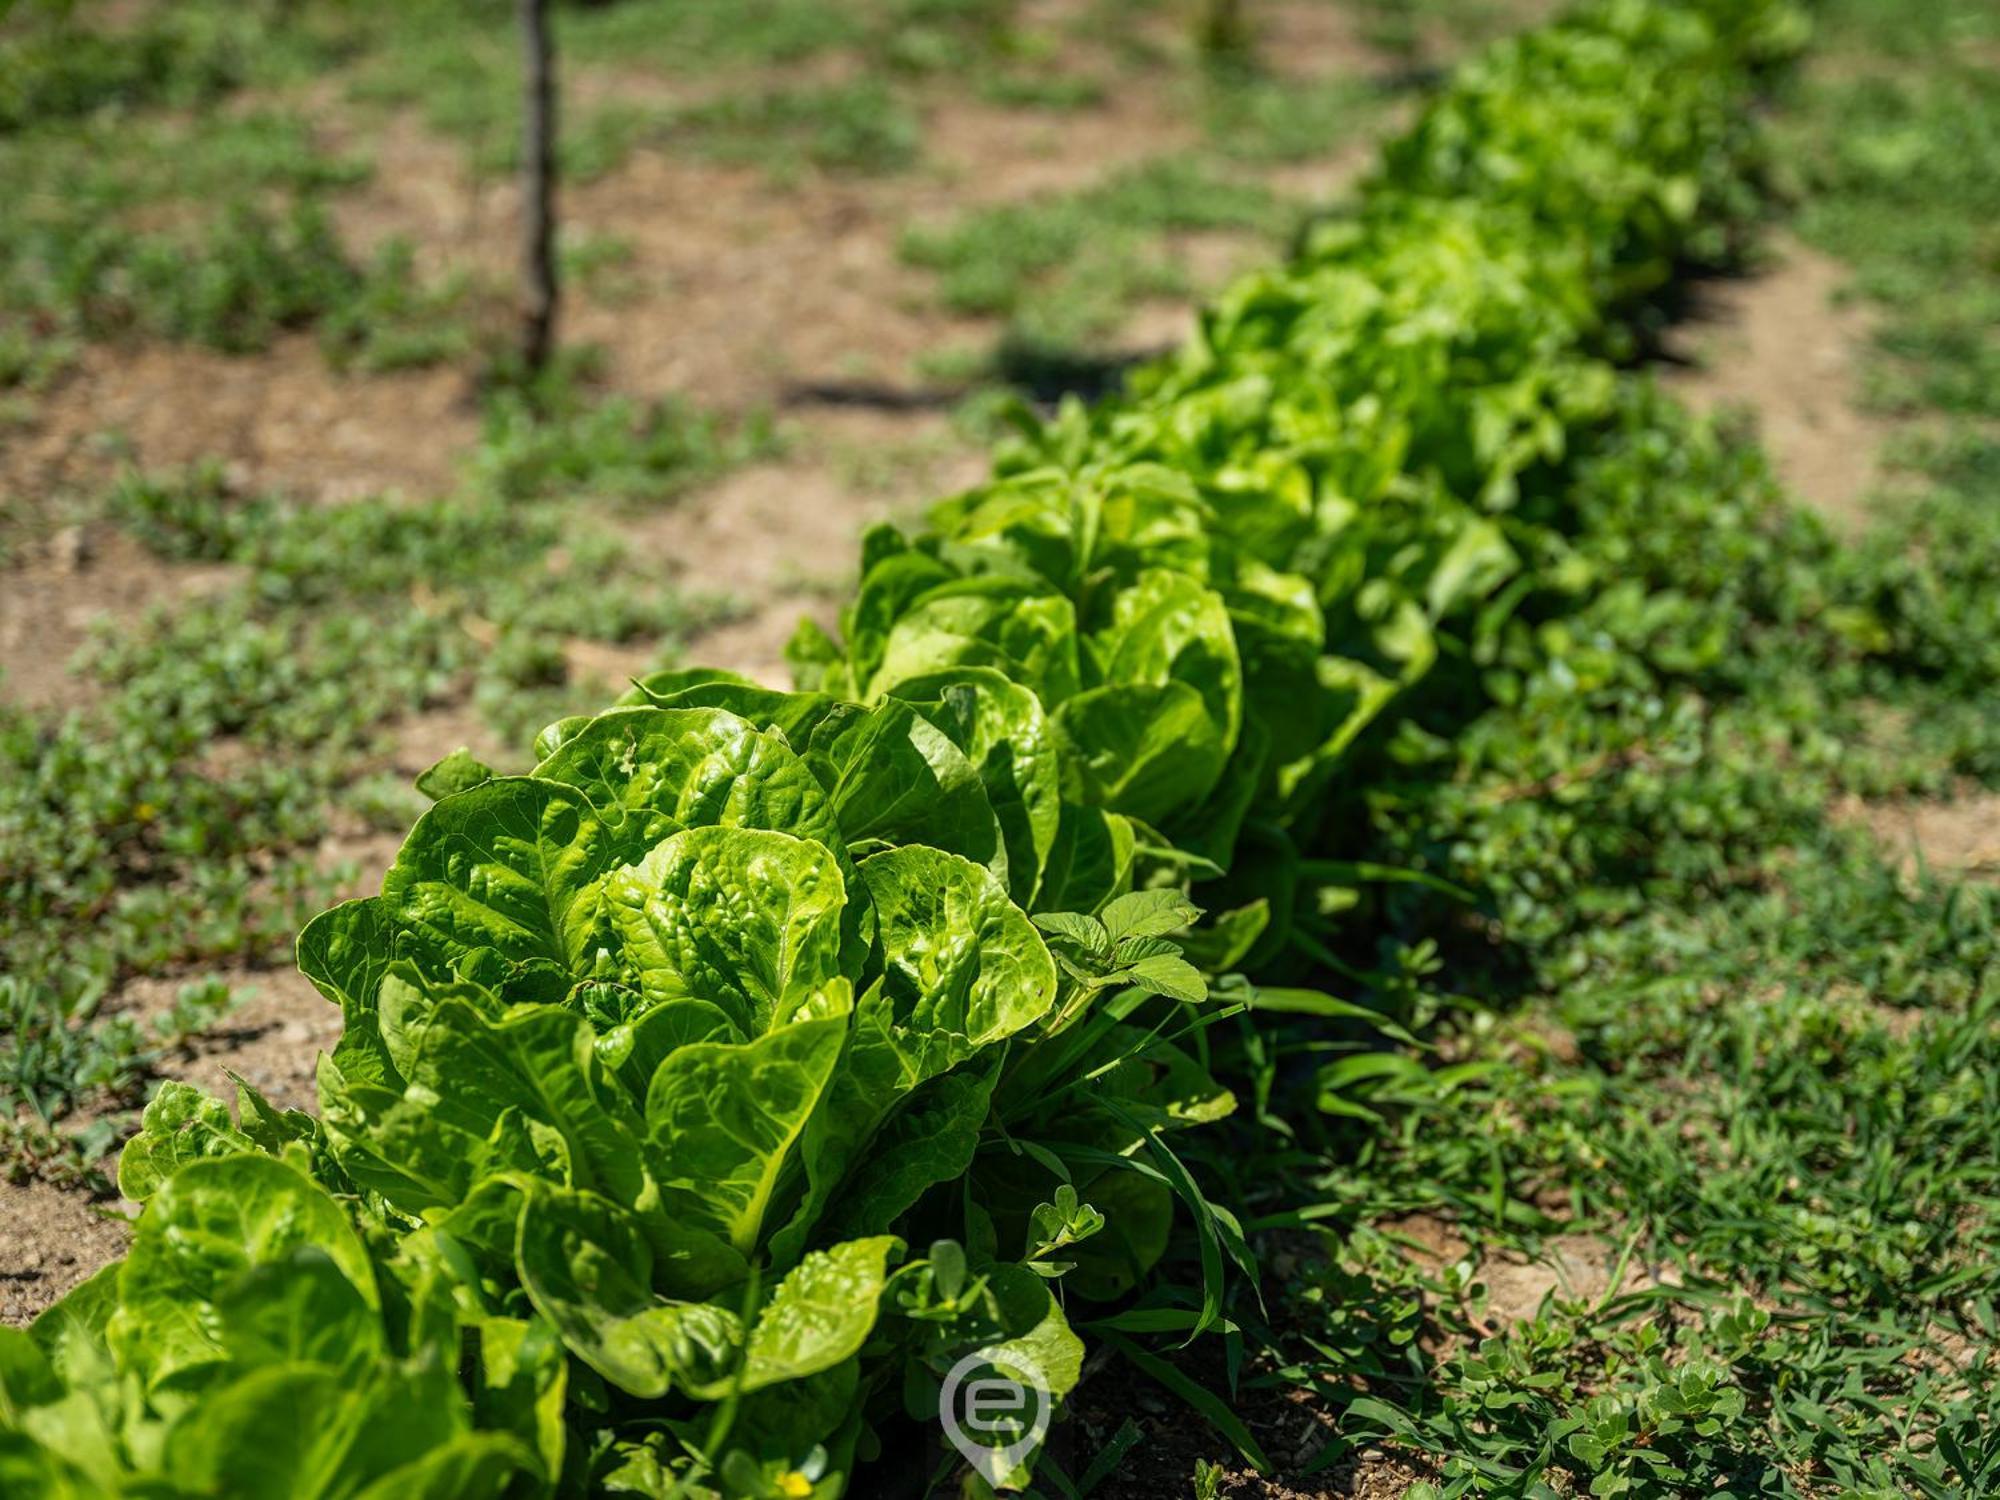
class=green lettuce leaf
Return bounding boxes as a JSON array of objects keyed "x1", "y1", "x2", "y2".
[
  {"x1": 107, "y1": 1155, "x2": 378, "y2": 1389},
  {"x1": 644, "y1": 1015, "x2": 848, "y2": 1255},
  {"x1": 379, "y1": 776, "x2": 616, "y2": 992},
  {"x1": 607, "y1": 826, "x2": 849, "y2": 1036}
]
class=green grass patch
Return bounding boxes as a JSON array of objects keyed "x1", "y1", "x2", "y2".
[
  {"x1": 902, "y1": 156, "x2": 1292, "y2": 350},
  {"x1": 0, "y1": 0, "x2": 352, "y2": 133},
  {"x1": 1782, "y1": 48, "x2": 2000, "y2": 419},
  {"x1": 667, "y1": 79, "x2": 923, "y2": 177},
  {"x1": 1203, "y1": 71, "x2": 1388, "y2": 163},
  {"x1": 469, "y1": 353, "x2": 781, "y2": 503},
  {"x1": 0, "y1": 105, "x2": 478, "y2": 365}
]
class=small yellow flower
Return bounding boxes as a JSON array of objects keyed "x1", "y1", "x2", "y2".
[
  {"x1": 134, "y1": 802, "x2": 158, "y2": 822},
  {"x1": 777, "y1": 1474, "x2": 814, "y2": 1500}
]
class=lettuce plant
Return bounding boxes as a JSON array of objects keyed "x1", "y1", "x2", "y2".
[{"x1": 0, "y1": 1153, "x2": 547, "y2": 1498}]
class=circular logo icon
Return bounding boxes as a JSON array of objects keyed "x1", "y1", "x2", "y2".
[{"x1": 937, "y1": 1347, "x2": 1053, "y2": 1488}]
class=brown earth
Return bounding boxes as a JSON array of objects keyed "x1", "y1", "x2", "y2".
[
  {"x1": 639, "y1": 406, "x2": 988, "y2": 686},
  {"x1": 1852, "y1": 787, "x2": 2000, "y2": 882},
  {"x1": 0, "y1": 1181, "x2": 131, "y2": 1327},
  {"x1": 1661, "y1": 234, "x2": 1892, "y2": 530},
  {"x1": 0, "y1": 523, "x2": 242, "y2": 713},
  {"x1": 2, "y1": 337, "x2": 478, "y2": 508}
]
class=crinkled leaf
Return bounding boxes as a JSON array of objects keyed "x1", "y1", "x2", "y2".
[
  {"x1": 607, "y1": 826, "x2": 849, "y2": 1037},
  {"x1": 533, "y1": 707, "x2": 847, "y2": 870},
  {"x1": 858, "y1": 845, "x2": 1057, "y2": 1076},
  {"x1": 371, "y1": 973, "x2": 655, "y2": 1219},
  {"x1": 380, "y1": 777, "x2": 614, "y2": 988},
  {"x1": 296, "y1": 897, "x2": 396, "y2": 1020},
  {"x1": 687, "y1": 1236, "x2": 899, "y2": 1399},
  {"x1": 108, "y1": 1155, "x2": 377, "y2": 1389},
  {"x1": 865, "y1": 576, "x2": 1081, "y2": 707},
  {"x1": 627, "y1": 679, "x2": 847, "y2": 752},
  {"x1": 1096, "y1": 569, "x2": 1242, "y2": 755},
  {"x1": 117, "y1": 1082, "x2": 254, "y2": 1203},
  {"x1": 644, "y1": 1015, "x2": 848, "y2": 1256},
  {"x1": 882, "y1": 667, "x2": 1063, "y2": 906},
  {"x1": 800, "y1": 698, "x2": 1008, "y2": 885},
  {"x1": 513, "y1": 1181, "x2": 741, "y2": 1399},
  {"x1": 1056, "y1": 682, "x2": 1229, "y2": 827},
  {"x1": 1036, "y1": 802, "x2": 1135, "y2": 916},
  {"x1": 595, "y1": 997, "x2": 743, "y2": 1103},
  {"x1": 818, "y1": 1064, "x2": 998, "y2": 1244}
]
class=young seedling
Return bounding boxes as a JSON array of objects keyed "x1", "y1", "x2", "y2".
[{"x1": 1034, "y1": 888, "x2": 1210, "y2": 1006}]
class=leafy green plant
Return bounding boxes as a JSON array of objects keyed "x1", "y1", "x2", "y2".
[
  {"x1": 1035, "y1": 889, "x2": 1209, "y2": 1005},
  {"x1": 0, "y1": 1152, "x2": 546, "y2": 1496}
]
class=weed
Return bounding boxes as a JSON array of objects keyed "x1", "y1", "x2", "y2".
[
  {"x1": 560, "y1": 229, "x2": 641, "y2": 305},
  {"x1": 0, "y1": 5, "x2": 245, "y2": 133},
  {"x1": 0, "y1": 104, "x2": 475, "y2": 364},
  {"x1": 902, "y1": 156, "x2": 1290, "y2": 349},
  {"x1": 557, "y1": 0, "x2": 867, "y2": 71},
  {"x1": 469, "y1": 359, "x2": 780, "y2": 504},
  {"x1": 670, "y1": 80, "x2": 924, "y2": 177},
  {"x1": 1203, "y1": 73, "x2": 1385, "y2": 164},
  {"x1": 1783, "y1": 55, "x2": 2000, "y2": 419},
  {"x1": 978, "y1": 70, "x2": 1105, "y2": 111},
  {"x1": 0, "y1": 319, "x2": 77, "y2": 391}
]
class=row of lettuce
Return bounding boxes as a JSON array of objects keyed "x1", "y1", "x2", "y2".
[{"x1": 0, "y1": 2, "x2": 1809, "y2": 1496}]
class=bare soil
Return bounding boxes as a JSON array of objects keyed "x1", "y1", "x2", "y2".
[
  {"x1": 0, "y1": 523, "x2": 242, "y2": 712},
  {"x1": 2, "y1": 337, "x2": 478, "y2": 508},
  {"x1": 1474, "y1": 1231, "x2": 1681, "y2": 1324},
  {"x1": 1661, "y1": 235, "x2": 1892, "y2": 530},
  {"x1": 1853, "y1": 787, "x2": 2000, "y2": 882},
  {"x1": 0, "y1": 1181, "x2": 131, "y2": 1327},
  {"x1": 638, "y1": 406, "x2": 988, "y2": 686}
]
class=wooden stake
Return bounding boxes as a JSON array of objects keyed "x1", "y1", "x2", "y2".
[{"x1": 518, "y1": 0, "x2": 558, "y2": 376}]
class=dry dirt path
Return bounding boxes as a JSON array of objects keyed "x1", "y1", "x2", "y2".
[
  {"x1": 1663, "y1": 235, "x2": 1999, "y2": 885},
  {"x1": 1661, "y1": 234, "x2": 1892, "y2": 531}
]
